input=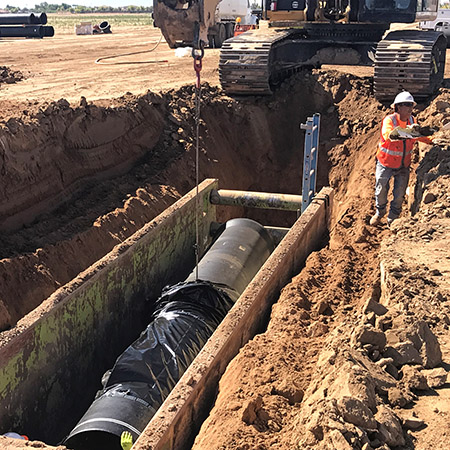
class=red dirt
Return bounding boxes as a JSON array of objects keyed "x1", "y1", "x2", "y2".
[{"x1": 1, "y1": 24, "x2": 450, "y2": 450}]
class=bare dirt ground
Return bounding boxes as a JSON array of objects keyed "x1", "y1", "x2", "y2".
[
  {"x1": 1, "y1": 24, "x2": 450, "y2": 450},
  {"x1": 0, "y1": 26, "x2": 220, "y2": 109}
]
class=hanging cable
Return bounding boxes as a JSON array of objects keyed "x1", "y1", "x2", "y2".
[
  {"x1": 192, "y1": 43, "x2": 204, "y2": 281},
  {"x1": 94, "y1": 31, "x2": 168, "y2": 65}
]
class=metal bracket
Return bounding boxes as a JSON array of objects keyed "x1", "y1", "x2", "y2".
[{"x1": 300, "y1": 113, "x2": 320, "y2": 214}]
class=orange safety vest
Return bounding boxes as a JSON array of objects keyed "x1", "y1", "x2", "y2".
[{"x1": 377, "y1": 114, "x2": 415, "y2": 169}]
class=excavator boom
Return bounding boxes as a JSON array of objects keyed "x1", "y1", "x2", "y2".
[{"x1": 153, "y1": 0, "x2": 221, "y2": 47}]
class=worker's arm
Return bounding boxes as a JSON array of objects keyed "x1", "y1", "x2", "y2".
[{"x1": 381, "y1": 115, "x2": 396, "y2": 142}]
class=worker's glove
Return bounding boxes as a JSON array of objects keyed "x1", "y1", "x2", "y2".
[
  {"x1": 417, "y1": 125, "x2": 436, "y2": 136},
  {"x1": 389, "y1": 126, "x2": 418, "y2": 140},
  {"x1": 121, "y1": 431, "x2": 133, "y2": 450}
]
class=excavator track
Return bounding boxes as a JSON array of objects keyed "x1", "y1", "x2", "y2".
[
  {"x1": 374, "y1": 30, "x2": 446, "y2": 102},
  {"x1": 219, "y1": 24, "x2": 387, "y2": 96},
  {"x1": 219, "y1": 28, "x2": 294, "y2": 95}
]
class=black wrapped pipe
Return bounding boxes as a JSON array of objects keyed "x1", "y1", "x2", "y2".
[
  {"x1": 34, "y1": 12, "x2": 47, "y2": 24},
  {"x1": 0, "y1": 12, "x2": 47, "y2": 25},
  {"x1": 42, "y1": 26, "x2": 54, "y2": 37},
  {"x1": 185, "y1": 218, "x2": 275, "y2": 295},
  {"x1": 0, "y1": 25, "x2": 44, "y2": 38},
  {"x1": 64, "y1": 219, "x2": 274, "y2": 450}
]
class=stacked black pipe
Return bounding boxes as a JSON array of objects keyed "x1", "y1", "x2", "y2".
[
  {"x1": 0, "y1": 13, "x2": 54, "y2": 38},
  {"x1": 64, "y1": 218, "x2": 275, "y2": 450}
]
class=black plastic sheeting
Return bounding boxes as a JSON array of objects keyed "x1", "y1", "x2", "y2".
[
  {"x1": 65, "y1": 218, "x2": 274, "y2": 450},
  {"x1": 105, "y1": 281, "x2": 237, "y2": 395},
  {"x1": 102, "y1": 281, "x2": 236, "y2": 416}
]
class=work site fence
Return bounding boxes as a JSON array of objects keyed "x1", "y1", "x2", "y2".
[{"x1": 0, "y1": 13, "x2": 54, "y2": 38}]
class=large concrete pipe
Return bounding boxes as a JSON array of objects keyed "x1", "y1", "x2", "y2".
[{"x1": 64, "y1": 218, "x2": 274, "y2": 450}]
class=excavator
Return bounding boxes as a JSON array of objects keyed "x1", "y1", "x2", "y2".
[{"x1": 153, "y1": 0, "x2": 446, "y2": 101}]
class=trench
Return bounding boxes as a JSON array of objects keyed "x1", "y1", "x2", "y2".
[{"x1": 0, "y1": 71, "x2": 359, "y2": 447}]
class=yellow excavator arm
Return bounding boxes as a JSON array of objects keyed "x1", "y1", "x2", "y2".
[{"x1": 153, "y1": 0, "x2": 221, "y2": 48}]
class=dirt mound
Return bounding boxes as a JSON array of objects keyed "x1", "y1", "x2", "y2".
[
  {"x1": 0, "y1": 66, "x2": 23, "y2": 86},
  {"x1": 0, "y1": 436, "x2": 64, "y2": 450}
]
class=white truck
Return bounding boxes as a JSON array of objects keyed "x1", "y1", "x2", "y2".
[
  {"x1": 420, "y1": 7, "x2": 450, "y2": 45},
  {"x1": 420, "y1": 7, "x2": 450, "y2": 30},
  {"x1": 208, "y1": 0, "x2": 257, "y2": 47}
]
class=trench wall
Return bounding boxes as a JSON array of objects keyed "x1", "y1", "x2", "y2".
[{"x1": 0, "y1": 179, "x2": 218, "y2": 443}]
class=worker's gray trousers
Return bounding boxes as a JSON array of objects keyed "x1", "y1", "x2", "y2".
[{"x1": 374, "y1": 160, "x2": 410, "y2": 220}]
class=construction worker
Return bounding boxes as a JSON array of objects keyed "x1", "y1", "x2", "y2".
[{"x1": 370, "y1": 91, "x2": 433, "y2": 227}]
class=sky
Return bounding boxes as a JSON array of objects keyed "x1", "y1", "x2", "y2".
[{"x1": 0, "y1": 0, "x2": 150, "y2": 7}]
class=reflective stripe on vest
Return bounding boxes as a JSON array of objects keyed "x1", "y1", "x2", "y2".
[{"x1": 377, "y1": 114, "x2": 415, "y2": 168}]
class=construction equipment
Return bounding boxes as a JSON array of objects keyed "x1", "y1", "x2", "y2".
[
  {"x1": 152, "y1": 0, "x2": 446, "y2": 100},
  {"x1": 153, "y1": 0, "x2": 257, "y2": 48}
]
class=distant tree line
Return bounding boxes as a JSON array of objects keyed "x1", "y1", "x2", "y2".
[{"x1": 4, "y1": 2, "x2": 152, "y2": 13}]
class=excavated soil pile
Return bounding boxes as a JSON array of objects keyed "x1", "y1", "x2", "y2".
[
  {"x1": 0, "y1": 66, "x2": 23, "y2": 85},
  {"x1": 1, "y1": 72, "x2": 450, "y2": 450}
]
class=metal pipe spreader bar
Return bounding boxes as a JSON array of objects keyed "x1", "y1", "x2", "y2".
[{"x1": 210, "y1": 189, "x2": 303, "y2": 211}]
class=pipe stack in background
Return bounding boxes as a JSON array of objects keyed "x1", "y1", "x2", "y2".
[{"x1": 0, "y1": 13, "x2": 54, "y2": 38}]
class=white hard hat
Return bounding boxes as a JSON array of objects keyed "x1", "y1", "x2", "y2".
[
  {"x1": 391, "y1": 91, "x2": 416, "y2": 108},
  {"x1": 2, "y1": 432, "x2": 26, "y2": 440}
]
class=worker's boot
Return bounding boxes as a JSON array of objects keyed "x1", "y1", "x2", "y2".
[
  {"x1": 387, "y1": 217, "x2": 396, "y2": 228},
  {"x1": 369, "y1": 213, "x2": 381, "y2": 226}
]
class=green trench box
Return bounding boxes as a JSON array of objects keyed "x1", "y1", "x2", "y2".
[
  {"x1": 0, "y1": 178, "x2": 334, "y2": 448},
  {"x1": 0, "y1": 179, "x2": 218, "y2": 443}
]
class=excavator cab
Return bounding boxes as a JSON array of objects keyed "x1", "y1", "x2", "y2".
[{"x1": 265, "y1": 0, "x2": 439, "y2": 23}]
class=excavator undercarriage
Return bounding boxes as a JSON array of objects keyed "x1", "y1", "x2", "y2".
[
  {"x1": 220, "y1": 23, "x2": 387, "y2": 95},
  {"x1": 374, "y1": 30, "x2": 446, "y2": 101},
  {"x1": 219, "y1": 24, "x2": 447, "y2": 100}
]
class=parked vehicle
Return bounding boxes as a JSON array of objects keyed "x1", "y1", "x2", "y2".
[
  {"x1": 209, "y1": 0, "x2": 258, "y2": 46},
  {"x1": 420, "y1": 7, "x2": 450, "y2": 45},
  {"x1": 420, "y1": 7, "x2": 450, "y2": 30}
]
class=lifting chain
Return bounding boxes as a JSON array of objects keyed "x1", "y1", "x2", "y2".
[{"x1": 192, "y1": 43, "x2": 204, "y2": 281}]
